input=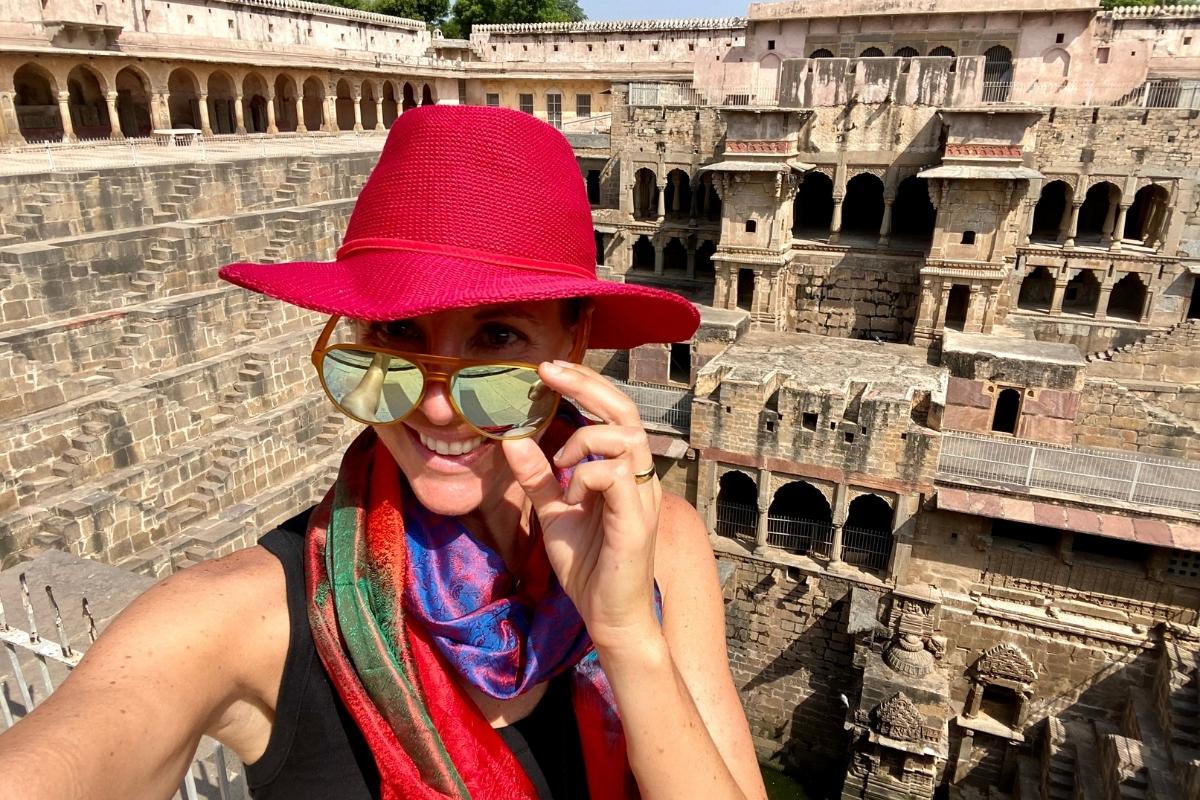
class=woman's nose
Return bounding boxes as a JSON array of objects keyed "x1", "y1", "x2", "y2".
[{"x1": 418, "y1": 378, "x2": 458, "y2": 427}]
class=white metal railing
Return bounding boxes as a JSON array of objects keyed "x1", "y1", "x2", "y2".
[
  {"x1": 766, "y1": 516, "x2": 833, "y2": 557},
  {"x1": 937, "y1": 432, "x2": 1200, "y2": 514},
  {"x1": 716, "y1": 501, "x2": 757, "y2": 544},
  {"x1": 982, "y1": 80, "x2": 1013, "y2": 103},
  {"x1": 628, "y1": 83, "x2": 707, "y2": 106},
  {"x1": 561, "y1": 112, "x2": 612, "y2": 135},
  {"x1": 1, "y1": 573, "x2": 246, "y2": 798},
  {"x1": 979, "y1": 78, "x2": 1200, "y2": 109},
  {"x1": 610, "y1": 379, "x2": 692, "y2": 433}
]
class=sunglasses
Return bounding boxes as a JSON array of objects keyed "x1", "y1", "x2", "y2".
[{"x1": 310, "y1": 315, "x2": 564, "y2": 441}]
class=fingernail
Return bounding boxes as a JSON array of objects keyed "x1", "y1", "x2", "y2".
[{"x1": 552, "y1": 447, "x2": 565, "y2": 464}]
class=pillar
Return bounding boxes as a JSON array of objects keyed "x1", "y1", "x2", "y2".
[
  {"x1": 686, "y1": 243, "x2": 696, "y2": 280},
  {"x1": 1062, "y1": 202, "x2": 1081, "y2": 248},
  {"x1": 105, "y1": 92, "x2": 123, "y2": 139},
  {"x1": 0, "y1": 91, "x2": 20, "y2": 144},
  {"x1": 352, "y1": 92, "x2": 363, "y2": 131},
  {"x1": 325, "y1": 95, "x2": 337, "y2": 132},
  {"x1": 1110, "y1": 204, "x2": 1129, "y2": 251},
  {"x1": 1100, "y1": 198, "x2": 1119, "y2": 247},
  {"x1": 1145, "y1": 202, "x2": 1168, "y2": 251},
  {"x1": 753, "y1": 469, "x2": 771, "y2": 554},
  {"x1": 374, "y1": 94, "x2": 384, "y2": 131},
  {"x1": 1140, "y1": 289, "x2": 1155, "y2": 323},
  {"x1": 829, "y1": 483, "x2": 849, "y2": 564},
  {"x1": 981, "y1": 285, "x2": 999, "y2": 332},
  {"x1": 265, "y1": 92, "x2": 278, "y2": 134},
  {"x1": 670, "y1": 173, "x2": 681, "y2": 214},
  {"x1": 233, "y1": 94, "x2": 246, "y2": 134},
  {"x1": 57, "y1": 91, "x2": 76, "y2": 141},
  {"x1": 152, "y1": 91, "x2": 171, "y2": 130},
  {"x1": 295, "y1": 94, "x2": 306, "y2": 133},
  {"x1": 1095, "y1": 283, "x2": 1112, "y2": 320},
  {"x1": 653, "y1": 238, "x2": 664, "y2": 276},
  {"x1": 829, "y1": 195, "x2": 845, "y2": 244},
  {"x1": 714, "y1": 267, "x2": 731, "y2": 309},
  {"x1": 197, "y1": 93, "x2": 212, "y2": 136},
  {"x1": 878, "y1": 196, "x2": 894, "y2": 247},
  {"x1": 656, "y1": 181, "x2": 666, "y2": 219},
  {"x1": 1050, "y1": 279, "x2": 1068, "y2": 314},
  {"x1": 934, "y1": 284, "x2": 951, "y2": 329},
  {"x1": 1022, "y1": 200, "x2": 1037, "y2": 245},
  {"x1": 886, "y1": 495, "x2": 918, "y2": 584}
]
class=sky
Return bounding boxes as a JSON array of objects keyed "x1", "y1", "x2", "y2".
[{"x1": 580, "y1": 0, "x2": 749, "y2": 21}]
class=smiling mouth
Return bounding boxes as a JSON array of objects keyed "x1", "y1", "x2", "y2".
[{"x1": 416, "y1": 430, "x2": 485, "y2": 456}]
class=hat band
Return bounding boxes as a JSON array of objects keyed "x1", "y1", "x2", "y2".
[{"x1": 337, "y1": 237, "x2": 596, "y2": 281}]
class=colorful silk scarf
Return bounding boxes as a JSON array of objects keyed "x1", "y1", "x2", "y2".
[{"x1": 306, "y1": 408, "x2": 645, "y2": 800}]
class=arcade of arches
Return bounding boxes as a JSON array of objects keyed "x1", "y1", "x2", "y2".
[
  {"x1": 1029, "y1": 178, "x2": 1173, "y2": 252},
  {"x1": 792, "y1": 171, "x2": 935, "y2": 249},
  {"x1": 3, "y1": 58, "x2": 438, "y2": 142},
  {"x1": 714, "y1": 469, "x2": 896, "y2": 576}
]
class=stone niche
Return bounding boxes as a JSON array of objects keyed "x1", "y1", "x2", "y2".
[
  {"x1": 938, "y1": 331, "x2": 1086, "y2": 445},
  {"x1": 627, "y1": 305, "x2": 748, "y2": 387}
]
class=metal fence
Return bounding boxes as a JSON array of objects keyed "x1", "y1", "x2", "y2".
[
  {"x1": 627, "y1": 83, "x2": 707, "y2": 106},
  {"x1": 937, "y1": 432, "x2": 1200, "y2": 514},
  {"x1": 982, "y1": 80, "x2": 1012, "y2": 103},
  {"x1": 841, "y1": 525, "x2": 893, "y2": 573},
  {"x1": 716, "y1": 501, "x2": 758, "y2": 546},
  {"x1": 1, "y1": 573, "x2": 247, "y2": 798},
  {"x1": 609, "y1": 379, "x2": 692, "y2": 434},
  {"x1": 0, "y1": 130, "x2": 386, "y2": 176},
  {"x1": 765, "y1": 516, "x2": 833, "y2": 558}
]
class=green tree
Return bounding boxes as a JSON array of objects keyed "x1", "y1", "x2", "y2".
[{"x1": 448, "y1": 0, "x2": 584, "y2": 35}]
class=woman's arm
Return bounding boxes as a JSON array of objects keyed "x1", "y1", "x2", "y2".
[
  {"x1": 0, "y1": 546, "x2": 286, "y2": 800},
  {"x1": 597, "y1": 492, "x2": 767, "y2": 800}
]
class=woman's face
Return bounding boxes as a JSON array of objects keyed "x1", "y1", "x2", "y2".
[{"x1": 356, "y1": 300, "x2": 582, "y2": 518}]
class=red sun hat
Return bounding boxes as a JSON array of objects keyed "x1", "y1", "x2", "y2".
[{"x1": 219, "y1": 104, "x2": 700, "y2": 349}]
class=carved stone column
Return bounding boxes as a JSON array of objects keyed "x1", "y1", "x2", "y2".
[
  {"x1": 105, "y1": 92, "x2": 123, "y2": 139},
  {"x1": 374, "y1": 93, "x2": 385, "y2": 131},
  {"x1": 57, "y1": 91, "x2": 76, "y2": 141},
  {"x1": 1050, "y1": 279, "x2": 1068, "y2": 313},
  {"x1": 686, "y1": 243, "x2": 696, "y2": 280},
  {"x1": 653, "y1": 236, "x2": 664, "y2": 276},
  {"x1": 1063, "y1": 202, "x2": 1081, "y2": 248},
  {"x1": 294, "y1": 93, "x2": 306, "y2": 133},
  {"x1": 656, "y1": 180, "x2": 666, "y2": 219},
  {"x1": 352, "y1": 92, "x2": 363, "y2": 132},
  {"x1": 1110, "y1": 204, "x2": 1129, "y2": 251},
  {"x1": 233, "y1": 94, "x2": 246, "y2": 134},
  {"x1": 829, "y1": 195, "x2": 845, "y2": 244},
  {"x1": 324, "y1": 95, "x2": 337, "y2": 132},
  {"x1": 265, "y1": 92, "x2": 278, "y2": 134},
  {"x1": 878, "y1": 196, "x2": 895, "y2": 247},
  {"x1": 197, "y1": 93, "x2": 212, "y2": 136},
  {"x1": 1100, "y1": 198, "x2": 1119, "y2": 248}
]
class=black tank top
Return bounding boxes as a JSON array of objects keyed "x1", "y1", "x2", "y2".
[{"x1": 247, "y1": 508, "x2": 590, "y2": 800}]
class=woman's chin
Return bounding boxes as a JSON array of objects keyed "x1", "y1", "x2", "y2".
[{"x1": 406, "y1": 475, "x2": 485, "y2": 517}]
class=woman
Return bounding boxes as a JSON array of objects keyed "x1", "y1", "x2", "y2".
[{"x1": 0, "y1": 105, "x2": 767, "y2": 800}]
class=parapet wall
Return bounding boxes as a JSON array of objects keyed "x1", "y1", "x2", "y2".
[{"x1": 779, "y1": 56, "x2": 983, "y2": 108}]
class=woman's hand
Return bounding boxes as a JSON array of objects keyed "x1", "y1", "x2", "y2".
[{"x1": 501, "y1": 360, "x2": 662, "y2": 653}]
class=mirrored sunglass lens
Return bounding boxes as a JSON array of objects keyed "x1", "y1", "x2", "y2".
[
  {"x1": 451, "y1": 365, "x2": 556, "y2": 439},
  {"x1": 321, "y1": 348, "x2": 423, "y2": 424}
]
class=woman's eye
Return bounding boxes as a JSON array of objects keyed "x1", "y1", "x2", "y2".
[
  {"x1": 477, "y1": 324, "x2": 525, "y2": 349},
  {"x1": 382, "y1": 321, "x2": 419, "y2": 341}
]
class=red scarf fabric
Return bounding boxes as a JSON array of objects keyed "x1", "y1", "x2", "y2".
[{"x1": 305, "y1": 417, "x2": 643, "y2": 799}]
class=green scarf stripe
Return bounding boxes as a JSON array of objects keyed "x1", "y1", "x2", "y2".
[{"x1": 327, "y1": 486, "x2": 470, "y2": 798}]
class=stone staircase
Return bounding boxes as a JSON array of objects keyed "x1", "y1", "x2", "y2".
[
  {"x1": 1087, "y1": 319, "x2": 1200, "y2": 364},
  {"x1": 154, "y1": 167, "x2": 209, "y2": 223}
]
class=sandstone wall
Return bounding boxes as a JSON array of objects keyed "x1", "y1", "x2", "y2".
[
  {"x1": 789, "y1": 249, "x2": 921, "y2": 341},
  {"x1": 1074, "y1": 379, "x2": 1200, "y2": 461},
  {"x1": 1086, "y1": 320, "x2": 1200, "y2": 423}
]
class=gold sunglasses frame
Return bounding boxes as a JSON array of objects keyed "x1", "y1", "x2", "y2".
[{"x1": 310, "y1": 314, "x2": 567, "y2": 441}]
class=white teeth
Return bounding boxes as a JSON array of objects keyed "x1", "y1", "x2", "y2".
[{"x1": 418, "y1": 431, "x2": 484, "y2": 456}]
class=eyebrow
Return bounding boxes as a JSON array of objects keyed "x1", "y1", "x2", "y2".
[{"x1": 471, "y1": 307, "x2": 541, "y2": 324}]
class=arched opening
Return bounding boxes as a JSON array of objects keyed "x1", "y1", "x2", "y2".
[
  {"x1": 736, "y1": 268, "x2": 755, "y2": 311},
  {"x1": 302, "y1": 77, "x2": 325, "y2": 131},
  {"x1": 663, "y1": 237, "x2": 687, "y2": 273},
  {"x1": 860, "y1": 47, "x2": 885, "y2": 58},
  {"x1": 894, "y1": 46, "x2": 920, "y2": 58},
  {"x1": 421, "y1": 83, "x2": 434, "y2": 105},
  {"x1": 66, "y1": 65, "x2": 110, "y2": 139},
  {"x1": 402, "y1": 82, "x2": 417, "y2": 111},
  {"x1": 945, "y1": 284, "x2": 970, "y2": 331},
  {"x1": 273, "y1": 74, "x2": 298, "y2": 132},
  {"x1": 115, "y1": 67, "x2": 152, "y2": 138},
  {"x1": 1017, "y1": 267, "x2": 1055, "y2": 312},
  {"x1": 892, "y1": 176, "x2": 936, "y2": 246},
  {"x1": 633, "y1": 168, "x2": 658, "y2": 220},
  {"x1": 991, "y1": 388, "x2": 1021, "y2": 434},
  {"x1": 792, "y1": 171, "x2": 834, "y2": 238},
  {"x1": 166, "y1": 68, "x2": 201, "y2": 131},
  {"x1": 716, "y1": 471, "x2": 758, "y2": 545},
  {"x1": 586, "y1": 169, "x2": 601, "y2": 204},
  {"x1": 1124, "y1": 184, "x2": 1170, "y2": 249},
  {"x1": 1078, "y1": 182, "x2": 1121, "y2": 243},
  {"x1": 242, "y1": 73, "x2": 270, "y2": 134},
  {"x1": 594, "y1": 231, "x2": 606, "y2": 266},
  {"x1": 695, "y1": 240, "x2": 716, "y2": 281},
  {"x1": 14, "y1": 63, "x2": 63, "y2": 142},
  {"x1": 1041, "y1": 48, "x2": 1070, "y2": 80},
  {"x1": 206, "y1": 71, "x2": 237, "y2": 134},
  {"x1": 1106, "y1": 273, "x2": 1147, "y2": 321},
  {"x1": 699, "y1": 173, "x2": 722, "y2": 222},
  {"x1": 381, "y1": 81, "x2": 399, "y2": 127},
  {"x1": 1031, "y1": 180, "x2": 1073, "y2": 243},
  {"x1": 335, "y1": 79, "x2": 355, "y2": 130},
  {"x1": 843, "y1": 495, "x2": 893, "y2": 573},
  {"x1": 360, "y1": 81, "x2": 378, "y2": 130},
  {"x1": 631, "y1": 235, "x2": 655, "y2": 272},
  {"x1": 767, "y1": 481, "x2": 834, "y2": 557},
  {"x1": 1187, "y1": 277, "x2": 1200, "y2": 320},
  {"x1": 664, "y1": 169, "x2": 692, "y2": 219},
  {"x1": 930, "y1": 46, "x2": 956, "y2": 58},
  {"x1": 810, "y1": 48, "x2": 834, "y2": 59},
  {"x1": 983, "y1": 45, "x2": 1013, "y2": 102},
  {"x1": 843, "y1": 173, "x2": 885, "y2": 238},
  {"x1": 1062, "y1": 270, "x2": 1101, "y2": 316}
]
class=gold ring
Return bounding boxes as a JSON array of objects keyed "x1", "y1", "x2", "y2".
[{"x1": 633, "y1": 465, "x2": 656, "y2": 485}]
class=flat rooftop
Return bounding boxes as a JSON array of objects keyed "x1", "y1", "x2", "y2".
[
  {"x1": 696, "y1": 330, "x2": 946, "y2": 400},
  {"x1": 943, "y1": 331, "x2": 1086, "y2": 367}
]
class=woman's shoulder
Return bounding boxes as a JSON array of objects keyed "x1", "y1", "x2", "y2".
[{"x1": 654, "y1": 490, "x2": 716, "y2": 593}]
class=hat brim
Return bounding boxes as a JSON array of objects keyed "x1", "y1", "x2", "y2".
[{"x1": 218, "y1": 250, "x2": 700, "y2": 350}]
